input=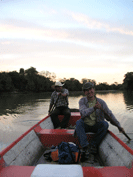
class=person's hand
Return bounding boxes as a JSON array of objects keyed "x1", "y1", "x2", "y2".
[
  {"x1": 57, "y1": 92, "x2": 61, "y2": 96},
  {"x1": 118, "y1": 126, "x2": 125, "y2": 133},
  {"x1": 94, "y1": 101, "x2": 102, "y2": 110}
]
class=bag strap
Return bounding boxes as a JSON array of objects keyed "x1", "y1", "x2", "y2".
[
  {"x1": 67, "y1": 143, "x2": 81, "y2": 164},
  {"x1": 77, "y1": 147, "x2": 81, "y2": 163},
  {"x1": 66, "y1": 143, "x2": 75, "y2": 164}
]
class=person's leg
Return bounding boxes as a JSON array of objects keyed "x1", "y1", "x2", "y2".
[
  {"x1": 50, "y1": 107, "x2": 61, "y2": 128},
  {"x1": 60, "y1": 107, "x2": 71, "y2": 128},
  {"x1": 75, "y1": 119, "x2": 90, "y2": 148},
  {"x1": 90, "y1": 121, "x2": 109, "y2": 147}
]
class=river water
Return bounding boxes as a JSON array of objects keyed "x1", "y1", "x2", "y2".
[{"x1": 0, "y1": 91, "x2": 133, "y2": 152}]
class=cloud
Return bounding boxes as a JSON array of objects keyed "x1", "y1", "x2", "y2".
[
  {"x1": 0, "y1": 21, "x2": 132, "y2": 60},
  {"x1": 68, "y1": 11, "x2": 133, "y2": 36},
  {"x1": 0, "y1": 8, "x2": 133, "y2": 84},
  {"x1": 1, "y1": 12, "x2": 133, "y2": 52},
  {"x1": 0, "y1": 22, "x2": 69, "y2": 41}
]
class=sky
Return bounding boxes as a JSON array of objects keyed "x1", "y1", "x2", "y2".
[{"x1": 0, "y1": 0, "x2": 133, "y2": 84}]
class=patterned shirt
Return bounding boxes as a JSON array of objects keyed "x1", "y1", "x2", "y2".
[
  {"x1": 79, "y1": 96, "x2": 121, "y2": 128},
  {"x1": 50, "y1": 88, "x2": 69, "y2": 107}
]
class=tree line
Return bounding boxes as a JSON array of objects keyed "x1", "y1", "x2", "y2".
[{"x1": 0, "y1": 67, "x2": 132, "y2": 92}]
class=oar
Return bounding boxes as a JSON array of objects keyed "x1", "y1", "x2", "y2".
[
  {"x1": 122, "y1": 132, "x2": 132, "y2": 142},
  {"x1": 101, "y1": 108, "x2": 131, "y2": 141},
  {"x1": 49, "y1": 95, "x2": 60, "y2": 115}
]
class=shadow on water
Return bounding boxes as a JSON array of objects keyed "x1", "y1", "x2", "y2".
[{"x1": 0, "y1": 92, "x2": 52, "y2": 116}]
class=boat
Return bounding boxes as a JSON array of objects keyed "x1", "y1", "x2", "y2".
[{"x1": 0, "y1": 111, "x2": 133, "y2": 177}]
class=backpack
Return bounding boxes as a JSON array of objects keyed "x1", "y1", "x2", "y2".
[{"x1": 44, "y1": 142, "x2": 81, "y2": 164}]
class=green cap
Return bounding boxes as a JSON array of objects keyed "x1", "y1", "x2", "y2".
[{"x1": 83, "y1": 82, "x2": 94, "y2": 90}]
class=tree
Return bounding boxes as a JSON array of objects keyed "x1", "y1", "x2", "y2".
[
  {"x1": 96, "y1": 82, "x2": 110, "y2": 90},
  {"x1": 123, "y1": 72, "x2": 133, "y2": 91},
  {"x1": 19, "y1": 68, "x2": 25, "y2": 75},
  {"x1": 0, "y1": 72, "x2": 12, "y2": 91},
  {"x1": 25, "y1": 67, "x2": 38, "y2": 76},
  {"x1": 39, "y1": 71, "x2": 56, "y2": 81},
  {"x1": 8, "y1": 71, "x2": 21, "y2": 90},
  {"x1": 81, "y1": 78, "x2": 96, "y2": 85},
  {"x1": 61, "y1": 78, "x2": 82, "y2": 91}
]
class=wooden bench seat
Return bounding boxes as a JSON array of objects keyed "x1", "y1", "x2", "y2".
[{"x1": 38, "y1": 129, "x2": 95, "y2": 147}]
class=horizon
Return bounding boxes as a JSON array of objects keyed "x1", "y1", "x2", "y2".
[{"x1": 0, "y1": 66, "x2": 126, "y2": 85}]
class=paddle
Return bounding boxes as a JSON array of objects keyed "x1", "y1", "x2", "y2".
[
  {"x1": 49, "y1": 94, "x2": 60, "y2": 115},
  {"x1": 101, "y1": 108, "x2": 131, "y2": 141}
]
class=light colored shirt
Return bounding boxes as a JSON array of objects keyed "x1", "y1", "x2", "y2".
[
  {"x1": 84, "y1": 98, "x2": 97, "y2": 126},
  {"x1": 50, "y1": 88, "x2": 69, "y2": 107},
  {"x1": 79, "y1": 96, "x2": 121, "y2": 128}
]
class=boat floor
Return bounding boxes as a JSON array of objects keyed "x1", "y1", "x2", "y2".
[{"x1": 33, "y1": 148, "x2": 103, "y2": 167}]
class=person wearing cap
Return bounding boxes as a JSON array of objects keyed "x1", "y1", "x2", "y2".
[
  {"x1": 75, "y1": 82, "x2": 124, "y2": 156},
  {"x1": 48, "y1": 81, "x2": 71, "y2": 129}
]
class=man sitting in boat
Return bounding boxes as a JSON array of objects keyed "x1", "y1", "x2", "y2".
[
  {"x1": 48, "y1": 81, "x2": 71, "y2": 129},
  {"x1": 75, "y1": 82, "x2": 124, "y2": 157}
]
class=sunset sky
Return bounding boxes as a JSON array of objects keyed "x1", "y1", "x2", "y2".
[{"x1": 0, "y1": 0, "x2": 133, "y2": 84}]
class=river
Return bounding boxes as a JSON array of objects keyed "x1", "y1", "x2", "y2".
[{"x1": 0, "y1": 91, "x2": 133, "y2": 151}]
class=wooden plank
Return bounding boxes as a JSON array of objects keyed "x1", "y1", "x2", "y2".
[
  {"x1": 3, "y1": 130, "x2": 44, "y2": 166},
  {"x1": 40, "y1": 117, "x2": 54, "y2": 129},
  {"x1": 99, "y1": 133, "x2": 133, "y2": 168}
]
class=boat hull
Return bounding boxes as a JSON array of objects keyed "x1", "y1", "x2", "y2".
[{"x1": 0, "y1": 113, "x2": 133, "y2": 177}]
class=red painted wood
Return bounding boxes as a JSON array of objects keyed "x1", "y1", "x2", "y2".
[
  {"x1": 0, "y1": 113, "x2": 132, "y2": 177},
  {"x1": 1, "y1": 165, "x2": 132, "y2": 177},
  {"x1": 0, "y1": 157, "x2": 6, "y2": 170},
  {"x1": 34, "y1": 125, "x2": 42, "y2": 134},
  {"x1": 83, "y1": 166, "x2": 133, "y2": 177},
  {"x1": 39, "y1": 129, "x2": 76, "y2": 147},
  {"x1": 58, "y1": 112, "x2": 81, "y2": 126},
  {"x1": 0, "y1": 166, "x2": 35, "y2": 177},
  {"x1": 39, "y1": 129, "x2": 94, "y2": 147}
]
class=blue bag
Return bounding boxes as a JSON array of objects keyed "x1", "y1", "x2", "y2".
[{"x1": 58, "y1": 142, "x2": 80, "y2": 164}]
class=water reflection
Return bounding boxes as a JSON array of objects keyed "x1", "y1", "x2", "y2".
[
  {"x1": 123, "y1": 91, "x2": 133, "y2": 111},
  {"x1": 96, "y1": 92, "x2": 125, "y2": 114},
  {"x1": 0, "y1": 91, "x2": 133, "y2": 152},
  {"x1": 0, "y1": 92, "x2": 51, "y2": 115}
]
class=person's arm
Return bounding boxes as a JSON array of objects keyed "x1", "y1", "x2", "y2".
[
  {"x1": 79, "y1": 98, "x2": 95, "y2": 119},
  {"x1": 58, "y1": 88, "x2": 69, "y2": 97},
  {"x1": 95, "y1": 99, "x2": 125, "y2": 133}
]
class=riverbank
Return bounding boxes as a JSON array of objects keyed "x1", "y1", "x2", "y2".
[{"x1": 0, "y1": 89, "x2": 123, "y2": 95}]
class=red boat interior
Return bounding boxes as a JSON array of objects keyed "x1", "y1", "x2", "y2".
[{"x1": 0, "y1": 113, "x2": 133, "y2": 177}]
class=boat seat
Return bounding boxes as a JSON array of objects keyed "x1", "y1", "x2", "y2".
[
  {"x1": 38, "y1": 129, "x2": 95, "y2": 147},
  {"x1": 58, "y1": 112, "x2": 81, "y2": 126},
  {"x1": 31, "y1": 164, "x2": 83, "y2": 177}
]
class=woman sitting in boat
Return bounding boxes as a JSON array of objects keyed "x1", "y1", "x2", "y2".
[
  {"x1": 48, "y1": 81, "x2": 71, "y2": 129},
  {"x1": 75, "y1": 82, "x2": 124, "y2": 157}
]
